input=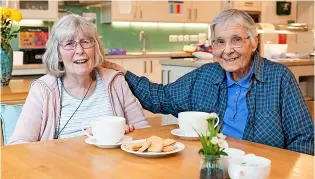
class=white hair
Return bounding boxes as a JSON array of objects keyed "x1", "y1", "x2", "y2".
[
  {"x1": 210, "y1": 9, "x2": 258, "y2": 44},
  {"x1": 42, "y1": 13, "x2": 105, "y2": 77}
]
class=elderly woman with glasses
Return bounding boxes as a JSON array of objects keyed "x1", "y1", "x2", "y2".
[
  {"x1": 105, "y1": 9, "x2": 314, "y2": 155},
  {"x1": 8, "y1": 14, "x2": 149, "y2": 145}
]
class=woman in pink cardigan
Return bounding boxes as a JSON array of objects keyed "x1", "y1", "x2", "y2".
[{"x1": 8, "y1": 14, "x2": 149, "y2": 145}]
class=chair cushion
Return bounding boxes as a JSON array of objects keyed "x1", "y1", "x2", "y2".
[{"x1": 0, "y1": 104, "x2": 23, "y2": 145}]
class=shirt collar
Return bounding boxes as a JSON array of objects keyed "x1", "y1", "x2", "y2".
[
  {"x1": 209, "y1": 52, "x2": 265, "y2": 85},
  {"x1": 226, "y1": 60, "x2": 255, "y2": 88}
]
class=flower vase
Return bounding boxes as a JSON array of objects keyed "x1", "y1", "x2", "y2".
[
  {"x1": 200, "y1": 155, "x2": 224, "y2": 179},
  {"x1": 1, "y1": 41, "x2": 13, "y2": 86}
]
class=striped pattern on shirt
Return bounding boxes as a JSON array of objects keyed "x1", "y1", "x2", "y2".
[{"x1": 57, "y1": 71, "x2": 114, "y2": 139}]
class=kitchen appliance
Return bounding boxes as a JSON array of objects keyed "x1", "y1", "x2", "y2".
[{"x1": 21, "y1": 49, "x2": 46, "y2": 64}]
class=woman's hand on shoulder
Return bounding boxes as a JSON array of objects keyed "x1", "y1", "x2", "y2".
[
  {"x1": 103, "y1": 61, "x2": 127, "y2": 75},
  {"x1": 125, "y1": 124, "x2": 135, "y2": 134}
]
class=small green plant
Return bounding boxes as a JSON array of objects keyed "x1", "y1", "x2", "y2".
[{"x1": 195, "y1": 113, "x2": 228, "y2": 157}]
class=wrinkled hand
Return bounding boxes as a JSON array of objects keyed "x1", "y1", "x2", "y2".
[
  {"x1": 125, "y1": 124, "x2": 135, "y2": 134},
  {"x1": 103, "y1": 61, "x2": 127, "y2": 75}
]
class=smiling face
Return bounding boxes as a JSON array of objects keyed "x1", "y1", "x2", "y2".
[
  {"x1": 212, "y1": 23, "x2": 258, "y2": 79},
  {"x1": 59, "y1": 31, "x2": 95, "y2": 78}
]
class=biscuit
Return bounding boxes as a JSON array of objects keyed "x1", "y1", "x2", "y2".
[
  {"x1": 148, "y1": 141, "x2": 164, "y2": 152},
  {"x1": 138, "y1": 141, "x2": 152, "y2": 152},
  {"x1": 125, "y1": 143, "x2": 142, "y2": 151},
  {"x1": 162, "y1": 145, "x2": 178, "y2": 152},
  {"x1": 146, "y1": 136, "x2": 164, "y2": 143},
  {"x1": 162, "y1": 139, "x2": 176, "y2": 147}
]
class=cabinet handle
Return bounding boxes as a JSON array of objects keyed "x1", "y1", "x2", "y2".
[
  {"x1": 244, "y1": 2, "x2": 254, "y2": 6},
  {"x1": 133, "y1": 5, "x2": 137, "y2": 19},
  {"x1": 167, "y1": 70, "x2": 171, "y2": 84},
  {"x1": 162, "y1": 70, "x2": 165, "y2": 84},
  {"x1": 194, "y1": 9, "x2": 197, "y2": 20},
  {"x1": 188, "y1": 8, "x2": 192, "y2": 20},
  {"x1": 150, "y1": 61, "x2": 153, "y2": 73},
  {"x1": 144, "y1": 61, "x2": 147, "y2": 73},
  {"x1": 140, "y1": 9, "x2": 143, "y2": 19}
]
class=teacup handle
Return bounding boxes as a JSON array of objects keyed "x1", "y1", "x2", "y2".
[
  {"x1": 214, "y1": 116, "x2": 220, "y2": 127},
  {"x1": 81, "y1": 121, "x2": 93, "y2": 138}
]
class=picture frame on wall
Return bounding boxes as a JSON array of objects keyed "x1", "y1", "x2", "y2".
[
  {"x1": 19, "y1": 26, "x2": 49, "y2": 49},
  {"x1": 276, "y1": 1, "x2": 291, "y2": 16}
]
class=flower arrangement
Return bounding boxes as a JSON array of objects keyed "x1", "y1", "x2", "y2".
[
  {"x1": 197, "y1": 113, "x2": 228, "y2": 157},
  {"x1": 0, "y1": 7, "x2": 22, "y2": 53},
  {"x1": 196, "y1": 113, "x2": 228, "y2": 179}
]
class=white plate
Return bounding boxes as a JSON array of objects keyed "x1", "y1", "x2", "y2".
[
  {"x1": 121, "y1": 139, "x2": 185, "y2": 158},
  {"x1": 85, "y1": 135, "x2": 133, "y2": 149},
  {"x1": 171, "y1": 128, "x2": 200, "y2": 141}
]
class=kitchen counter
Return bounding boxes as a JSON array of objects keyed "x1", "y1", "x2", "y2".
[
  {"x1": 160, "y1": 58, "x2": 314, "y2": 67},
  {"x1": 105, "y1": 52, "x2": 192, "y2": 59}
]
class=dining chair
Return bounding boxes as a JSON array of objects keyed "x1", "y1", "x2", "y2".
[{"x1": 0, "y1": 103, "x2": 24, "y2": 146}]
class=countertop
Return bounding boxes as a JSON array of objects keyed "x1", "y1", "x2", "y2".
[
  {"x1": 105, "y1": 52, "x2": 192, "y2": 59},
  {"x1": 160, "y1": 58, "x2": 315, "y2": 67}
]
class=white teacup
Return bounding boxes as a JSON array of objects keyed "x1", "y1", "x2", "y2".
[
  {"x1": 81, "y1": 116, "x2": 125, "y2": 145},
  {"x1": 178, "y1": 111, "x2": 219, "y2": 136},
  {"x1": 228, "y1": 154, "x2": 271, "y2": 179},
  {"x1": 217, "y1": 148, "x2": 246, "y2": 178}
]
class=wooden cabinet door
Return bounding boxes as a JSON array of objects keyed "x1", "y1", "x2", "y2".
[
  {"x1": 136, "y1": 1, "x2": 160, "y2": 22},
  {"x1": 106, "y1": 59, "x2": 123, "y2": 67},
  {"x1": 111, "y1": 1, "x2": 137, "y2": 22},
  {"x1": 152, "y1": 1, "x2": 187, "y2": 23},
  {"x1": 16, "y1": 0, "x2": 58, "y2": 21},
  {"x1": 122, "y1": 58, "x2": 146, "y2": 77},
  {"x1": 146, "y1": 59, "x2": 162, "y2": 84},
  {"x1": 192, "y1": 1, "x2": 222, "y2": 23},
  {"x1": 233, "y1": 1, "x2": 262, "y2": 12}
]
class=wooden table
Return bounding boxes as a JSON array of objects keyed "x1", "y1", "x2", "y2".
[
  {"x1": 0, "y1": 79, "x2": 33, "y2": 104},
  {"x1": 2, "y1": 125, "x2": 314, "y2": 179}
]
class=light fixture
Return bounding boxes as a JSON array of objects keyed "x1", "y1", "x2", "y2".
[
  {"x1": 111, "y1": 21, "x2": 209, "y2": 28},
  {"x1": 20, "y1": 20, "x2": 43, "y2": 25}
]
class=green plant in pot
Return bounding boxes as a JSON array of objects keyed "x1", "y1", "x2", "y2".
[
  {"x1": 0, "y1": 7, "x2": 22, "y2": 86},
  {"x1": 196, "y1": 113, "x2": 228, "y2": 179}
]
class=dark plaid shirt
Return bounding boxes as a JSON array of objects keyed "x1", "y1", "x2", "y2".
[{"x1": 125, "y1": 52, "x2": 314, "y2": 155}]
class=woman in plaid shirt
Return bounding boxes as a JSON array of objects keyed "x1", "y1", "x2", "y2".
[{"x1": 105, "y1": 9, "x2": 314, "y2": 155}]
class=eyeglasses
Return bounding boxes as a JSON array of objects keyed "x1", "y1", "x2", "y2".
[
  {"x1": 212, "y1": 36, "x2": 250, "y2": 50},
  {"x1": 61, "y1": 39, "x2": 95, "y2": 50}
]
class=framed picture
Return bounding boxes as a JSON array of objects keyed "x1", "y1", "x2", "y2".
[
  {"x1": 19, "y1": 26, "x2": 49, "y2": 49},
  {"x1": 276, "y1": 1, "x2": 291, "y2": 16}
]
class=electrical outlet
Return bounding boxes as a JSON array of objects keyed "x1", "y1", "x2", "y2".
[
  {"x1": 178, "y1": 35, "x2": 184, "y2": 42},
  {"x1": 189, "y1": 35, "x2": 198, "y2": 42},
  {"x1": 169, "y1": 35, "x2": 178, "y2": 42},
  {"x1": 184, "y1": 35, "x2": 190, "y2": 42}
]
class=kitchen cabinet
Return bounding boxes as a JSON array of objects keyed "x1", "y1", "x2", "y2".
[
  {"x1": 101, "y1": 1, "x2": 159, "y2": 23},
  {"x1": 101, "y1": 1, "x2": 222, "y2": 23},
  {"x1": 106, "y1": 57, "x2": 164, "y2": 120},
  {"x1": 161, "y1": 65, "x2": 195, "y2": 125},
  {"x1": 233, "y1": 1, "x2": 262, "y2": 12},
  {"x1": 8, "y1": 0, "x2": 58, "y2": 21},
  {"x1": 223, "y1": 1, "x2": 262, "y2": 12},
  {"x1": 185, "y1": 1, "x2": 222, "y2": 23},
  {"x1": 122, "y1": 58, "x2": 162, "y2": 83}
]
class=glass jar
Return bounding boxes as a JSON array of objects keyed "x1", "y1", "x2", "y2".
[{"x1": 200, "y1": 155, "x2": 224, "y2": 179}]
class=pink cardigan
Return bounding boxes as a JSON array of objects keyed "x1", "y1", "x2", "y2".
[{"x1": 8, "y1": 67, "x2": 149, "y2": 144}]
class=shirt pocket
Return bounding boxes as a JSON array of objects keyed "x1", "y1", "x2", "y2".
[{"x1": 254, "y1": 110, "x2": 284, "y2": 148}]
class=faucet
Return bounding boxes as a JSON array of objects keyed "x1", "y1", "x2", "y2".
[{"x1": 139, "y1": 31, "x2": 147, "y2": 54}]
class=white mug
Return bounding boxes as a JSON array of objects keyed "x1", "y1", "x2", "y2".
[
  {"x1": 228, "y1": 154, "x2": 271, "y2": 179},
  {"x1": 178, "y1": 111, "x2": 219, "y2": 136},
  {"x1": 81, "y1": 116, "x2": 125, "y2": 144},
  {"x1": 217, "y1": 148, "x2": 246, "y2": 178}
]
